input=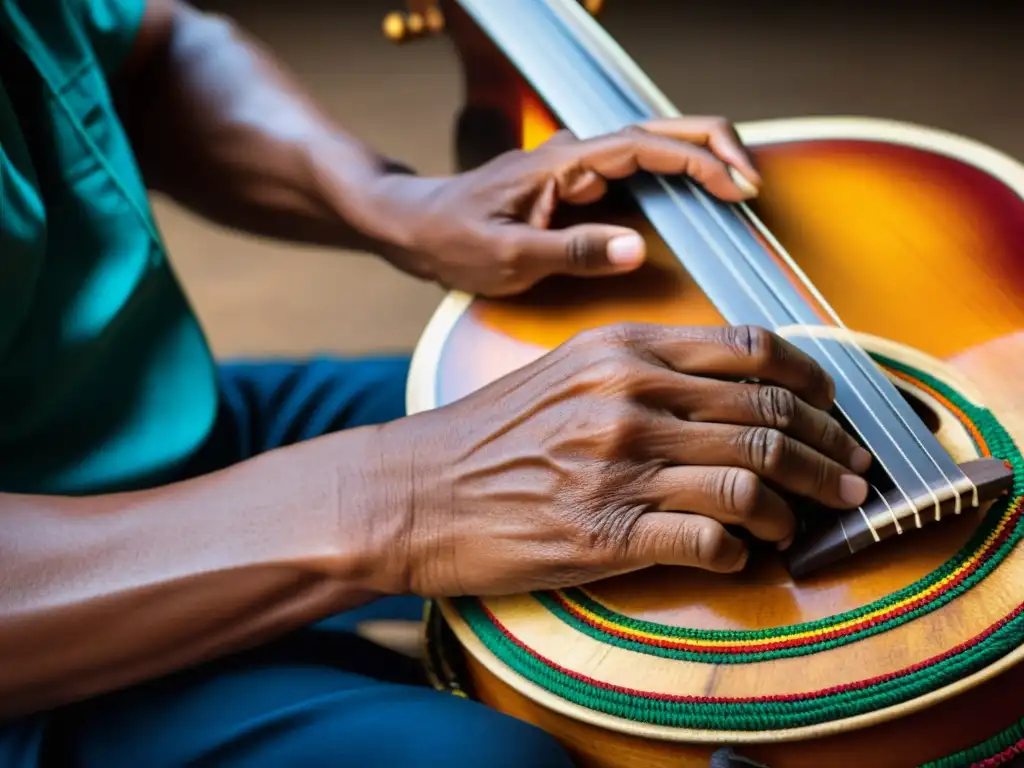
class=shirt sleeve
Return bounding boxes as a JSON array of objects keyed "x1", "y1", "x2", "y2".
[{"x1": 67, "y1": 0, "x2": 148, "y2": 75}]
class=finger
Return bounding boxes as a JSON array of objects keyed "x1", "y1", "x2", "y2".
[
  {"x1": 641, "y1": 465, "x2": 796, "y2": 546},
  {"x1": 637, "y1": 116, "x2": 762, "y2": 192},
  {"x1": 631, "y1": 324, "x2": 836, "y2": 412},
  {"x1": 663, "y1": 422, "x2": 870, "y2": 510},
  {"x1": 669, "y1": 378, "x2": 871, "y2": 473},
  {"x1": 625, "y1": 511, "x2": 748, "y2": 572},
  {"x1": 537, "y1": 130, "x2": 755, "y2": 203},
  {"x1": 562, "y1": 170, "x2": 608, "y2": 205},
  {"x1": 491, "y1": 221, "x2": 647, "y2": 276},
  {"x1": 535, "y1": 131, "x2": 611, "y2": 204},
  {"x1": 613, "y1": 361, "x2": 863, "y2": 471},
  {"x1": 525, "y1": 172, "x2": 608, "y2": 220}
]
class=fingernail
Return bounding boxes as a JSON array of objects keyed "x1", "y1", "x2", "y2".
[
  {"x1": 850, "y1": 447, "x2": 873, "y2": 474},
  {"x1": 777, "y1": 533, "x2": 795, "y2": 552},
  {"x1": 729, "y1": 166, "x2": 759, "y2": 199},
  {"x1": 840, "y1": 474, "x2": 870, "y2": 506},
  {"x1": 606, "y1": 233, "x2": 645, "y2": 266}
]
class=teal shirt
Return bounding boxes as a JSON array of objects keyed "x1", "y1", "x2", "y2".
[{"x1": 0, "y1": 0, "x2": 217, "y2": 494}]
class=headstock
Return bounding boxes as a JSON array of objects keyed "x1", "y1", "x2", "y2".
[{"x1": 381, "y1": 0, "x2": 604, "y2": 44}]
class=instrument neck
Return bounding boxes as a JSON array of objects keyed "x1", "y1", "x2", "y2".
[
  {"x1": 458, "y1": 0, "x2": 667, "y2": 137},
  {"x1": 454, "y1": 0, "x2": 976, "y2": 523},
  {"x1": 456, "y1": 0, "x2": 821, "y2": 330}
]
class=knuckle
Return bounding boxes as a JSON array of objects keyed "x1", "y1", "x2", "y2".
[
  {"x1": 813, "y1": 455, "x2": 834, "y2": 493},
  {"x1": 594, "y1": 358, "x2": 645, "y2": 402},
  {"x1": 554, "y1": 158, "x2": 586, "y2": 188},
  {"x1": 756, "y1": 386, "x2": 797, "y2": 428},
  {"x1": 618, "y1": 124, "x2": 648, "y2": 138},
  {"x1": 729, "y1": 324, "x2": 776, "y2": 366},
  {"x1": 611, "y1": 132, "x2": 642, "y2": 156},
  {"x1": 569, "y1": 325, "x2": 607, "y2": 350},
  {"x1": 566, "y1": 333, "x2": 606, "y2": 361},
  {"x1": 568, "y1": 323, "x2": 657, "y2": 363},
  {"x1": 686, "y1": 146, "x2": 726, "y2": 178},
  {"x1": 718, "y1": 468, "x2": 761, "y2": 520},
  {"x1": 674, "y1": 520, "x2": 704, "y2": 562},
  {"x1": 745, "y1": 426, "x2": 788, "y2": 473},
  {"x1": 492, "y1": 232, "x2": 525, "y2": 268},
  {"x1": 680, "y1": 521, "x2": 730, "y2": 569},
  {"x1": 596, "y1": 321, "x2": 646, "y2": 347},
  {"x1": 710, "y1": 115, "x2": 733, "y2": 134},
  {"x1": 565, "y1": 234, "x2": 604, "y2": 270},
  {"x1": 575, "y1": 505, "x2": 644, "y2": 565},
  {"x1": 819, "y1": 414, "x2": 845, "y2": 450}
]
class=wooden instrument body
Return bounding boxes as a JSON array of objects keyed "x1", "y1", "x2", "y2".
[{"x1": 409, "y1": 4, "x2": 1024, "y2": 766}]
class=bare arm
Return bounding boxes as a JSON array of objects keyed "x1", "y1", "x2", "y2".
[
  {"x1": 0, "y1": 0, "x2": 432, "y2": 720},
  {"x1": 107, "y1": 0, "x2": 764, "y2": 298},
  {"x1": 0, "y1": 425, "x2": 409, "y2": 719},
  {"x1": 113, "y1": 0, "x2": 416, "y2": 254}
]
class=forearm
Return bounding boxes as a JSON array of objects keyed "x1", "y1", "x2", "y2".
[
  {"x1": 116, "y1": 2, "x2": 413, "y2": 252},
  {"x1": 0, "y1": 425, "x2": 406, "y2": 718}
]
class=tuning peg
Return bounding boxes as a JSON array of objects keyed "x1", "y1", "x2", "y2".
[
  {"x1": 382, "y1": 11, "x2": 409, "y2": 42},
  {"x1": 382, "y1": 2, "x2": 444, "y2": 43},
  {"x1": 424, "y1": 6, "x2": 445, "y2": 32}
]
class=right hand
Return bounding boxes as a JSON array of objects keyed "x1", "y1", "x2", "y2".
[{"x1": 386, "y1": 323, "x2": 872, "y2": 598}]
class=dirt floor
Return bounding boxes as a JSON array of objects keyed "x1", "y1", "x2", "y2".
[{"x1": 163, "y1": 1, "x2": 1023, "y2": 362}]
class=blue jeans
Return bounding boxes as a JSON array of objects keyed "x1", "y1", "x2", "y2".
[{"x1": 0, "y1": 357, "x2": 574, "y2": 768}]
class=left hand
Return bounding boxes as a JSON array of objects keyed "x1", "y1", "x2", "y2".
[{"x1": 364, "y1": 116, "x2": 762, "y2": 297}]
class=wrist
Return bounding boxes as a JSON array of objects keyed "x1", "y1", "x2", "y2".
[
  {"x1": 309, "y1": 133, "x2": 431, "y2": 257},
  {"x1": 323, "y1": 418, "x2": 423, "y2": 597},
  {"x1": 222, "y1": 421, "x2": 415, "y2": 598},
  {"x1": 357, "y1": 173, "x2": 451, "y2": 271}
]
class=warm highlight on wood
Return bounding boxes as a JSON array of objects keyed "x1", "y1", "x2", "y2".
[{"x1": 408, "y1": 3, "x2": 1024, "y2": 766}]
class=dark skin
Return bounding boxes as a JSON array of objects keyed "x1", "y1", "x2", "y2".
[{"x1": 0, "y1": 0, "x2": 872, "y2": 718}]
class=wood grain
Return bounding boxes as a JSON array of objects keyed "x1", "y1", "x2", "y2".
[{"x1": 409, "y1": 6, "x2": 1024, "y2": 765}]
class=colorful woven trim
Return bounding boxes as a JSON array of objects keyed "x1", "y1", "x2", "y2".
[
  {"x1": 451, "y1": 355, "x2": 1024, "y2": 730},
  {"x1": 920, "y1": 717, "x2": 1024, "y2": 767}
]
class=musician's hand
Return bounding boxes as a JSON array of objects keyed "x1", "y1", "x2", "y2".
[
  {"x1": 366, "y1": 116, "x2": 762, "y2": 297},
  {"x1": 384, "y1": 324, "x2": 872, "y2": 597}
]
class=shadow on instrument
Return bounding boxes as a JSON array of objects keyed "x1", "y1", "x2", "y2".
[{"x1": 398, "y1": 1, "x2": 1024, "y2": 765}]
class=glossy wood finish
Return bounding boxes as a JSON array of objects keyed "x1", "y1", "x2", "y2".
[
  {"x1": 421, "y1": 135, "x2": 1024, "y2": 763},
  {"x1": 410, "y1": 4, "x2": 1024, "y2": 765},
  {"x1": 431, "y1": 136, "x2": 1024, "y2": 636}
]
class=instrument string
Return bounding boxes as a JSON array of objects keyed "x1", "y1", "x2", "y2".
[
  {"x1": 513, "y1": 2, "x2": 927, "y2": 522},
  {"x1": 735, "y1": 216, "x2": 978, "y2": 513},
  {"x1": 543, "y1": 0, "x2": 974, "y2": 521},
  {"x1": 650, "y1": 175, "x2": 920, "y2": 532},
  {"x1": 681, "y1": 185, "x2": 954, "y2": 525},
  {"x1": 543, "y1": 0, "x2": 974, "y2": 524},
  {"x1": 458, "y1": 0, "x2": 969, "y2": 531},
  {"x1": 524, "y1": 43, "x2": 913, "y2": 537}
]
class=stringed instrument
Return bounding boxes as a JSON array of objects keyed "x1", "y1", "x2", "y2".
[{"x1": 387, "y1": 2, "x2": 1024, "y2": 765}]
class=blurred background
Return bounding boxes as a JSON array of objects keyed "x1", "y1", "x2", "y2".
[{"x1": 166, "y1": 0, "x2": 1023, "y2": 361}]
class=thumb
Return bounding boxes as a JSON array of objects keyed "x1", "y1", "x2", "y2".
[{"x1": 499, "y1": 222, "x2": 648, "y2": 278}]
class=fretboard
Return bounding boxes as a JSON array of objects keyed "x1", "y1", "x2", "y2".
[{"x1": 455, "y1": 0, "x2": 970, "y2": 517}]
